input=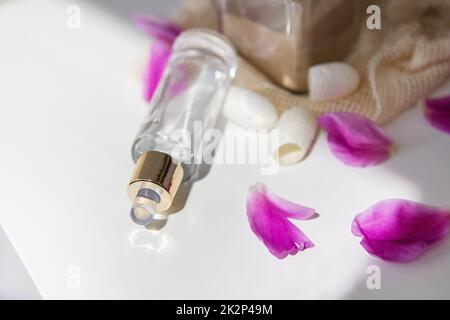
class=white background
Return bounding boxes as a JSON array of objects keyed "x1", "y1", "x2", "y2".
[{"x1": 1, "y1": 0, "x2": 450, "y2": 299}]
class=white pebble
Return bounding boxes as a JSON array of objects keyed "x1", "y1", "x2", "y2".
[
  {"x1": 308, "y1": 62, "x2": 360, "y2": 102},
  {"x1": 223, "y1": 86, "x2": 278, "y2": 130}
]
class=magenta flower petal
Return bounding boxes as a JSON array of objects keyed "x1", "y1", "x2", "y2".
[
  {"x1": 318, "y1": 112, "x2": 394, "y2": 167},
  {"x1": 246, "y1": 183, "x2": 315, "y2": 259},
  {"x1": 133, "y1": 15, "x2": 182, "y2": 43},
  {"x1": 134, "y1": 15, "x2": 182, "y2": 102},
  {"x1": 352, "y1": 199, "x2": 450, "y2": 262},
  {"x1": 425, "y1": 96, "x2": 450, "y2": 135},
  {"x1": 143, "y1": 41, "x2": 171, "y2": 102}
]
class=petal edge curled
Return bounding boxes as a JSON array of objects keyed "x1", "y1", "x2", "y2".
[
  {"x1": 246, "y1": 183, "x2": 315, "y2": 259},
  {"x1": 352, "y1": 199, "x2": 450, "y2": 262},
  {"x1": 318, "y1": 112, "x2": 394, "y2": 167}
]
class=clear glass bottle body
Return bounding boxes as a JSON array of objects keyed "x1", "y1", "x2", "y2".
[{"x1": 132, "y1": 29, "x2": 237, "y2": 180}]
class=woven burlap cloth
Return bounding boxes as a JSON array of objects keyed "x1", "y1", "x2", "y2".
[{"x1": 174, "y1": 0, "x2": 450, "y2": 148}]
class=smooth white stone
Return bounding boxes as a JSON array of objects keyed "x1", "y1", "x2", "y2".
[
  {"x1": 308, "y1": 62, "x2": 360, "y2": 102},
  {"x1": 223, "y1": 86, "x2": 278, "y2": 130}
]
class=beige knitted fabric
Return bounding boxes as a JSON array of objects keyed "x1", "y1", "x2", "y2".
[{"x1": 175, "y1": 0, "x2": 450, "y2": 125}]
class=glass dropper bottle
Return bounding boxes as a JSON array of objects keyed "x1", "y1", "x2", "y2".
[{"x1": 127, "y1": 29, "x2": 237, "y2": 226}]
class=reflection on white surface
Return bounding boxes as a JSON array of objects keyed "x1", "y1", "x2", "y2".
[{"x1": 128, "y1": 228, "x2": 174, "y2": 253}]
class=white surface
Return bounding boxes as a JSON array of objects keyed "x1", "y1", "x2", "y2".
[
  {"x1": 1, "y1": 0, "x2": 450, "y2": 299},
  {"x1": 0, "y1": 226, "x2": 41, "y2": 299}
]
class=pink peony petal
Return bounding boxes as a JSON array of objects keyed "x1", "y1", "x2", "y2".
[
  {"x1": 246, "y1": 183, "x2": 315, "y2": 259},
  {"x1": 134, "y1": 15, "x2": 183, "y2": 102},
  {"x1": 318, "y1": 112, "x2": 394, "y2": 167},
  {"x1": 133, "y1": 15, "x2": 182, "y2": 43},
  {"x1": 352, "y1": 199, "x2": 450, "y2": 262},
  {"x1": 424, "y1": 95, "x2": 450, "y2": 135},
  {"x1": 143, "y1": 41, "x2": 171, "y2": 102}
]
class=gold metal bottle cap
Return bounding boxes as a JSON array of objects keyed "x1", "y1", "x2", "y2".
[{"x1": 127, "y1": 151, "x2": 184, "y2": 212}]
